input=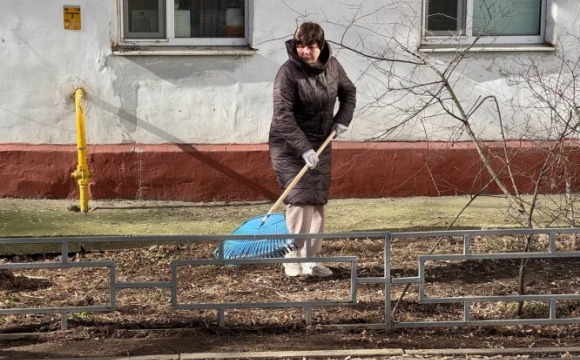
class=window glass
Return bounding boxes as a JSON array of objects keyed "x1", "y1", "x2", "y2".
[
  {"x1": 123, "y1": 0, "x2": 247, "y2": 44},
  {"x1": 423, "y1": 0, "x2": 544, "y2": 44},
  {"x1": 473, "y1": 0, "x2": 541, "y2": 36},
  {"x1": 126, "y1": 0, "x2": 165, "y2": 38},
  {"x1": 427, "y1": 0, "x2": 460, "y2": 33},
  {"x1": 175, "y1": 0, "x2": 245, "y2": 38}
]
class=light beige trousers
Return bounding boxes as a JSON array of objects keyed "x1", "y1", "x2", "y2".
[{"x1": 285, "y1": 204, "x2": 325, "y2": 257}]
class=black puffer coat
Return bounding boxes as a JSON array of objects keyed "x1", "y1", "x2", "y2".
[{"x1": 269, "y1": 39, "x2": 356, "y2": 205}]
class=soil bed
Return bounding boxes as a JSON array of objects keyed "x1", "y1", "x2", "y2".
[{"x1": 1, "y1": 233, "x2": 580, "y2": 358}]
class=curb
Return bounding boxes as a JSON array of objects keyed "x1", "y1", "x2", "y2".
[
  {"x1": 180, "y1": 349, "x2": 404, "y2": 359},
  {"x1": 36, "y1": 346, "x2": 580, "y2": 360},
  {"x1": 407, "y1": 346, "x2": 580, "y2": 356}
]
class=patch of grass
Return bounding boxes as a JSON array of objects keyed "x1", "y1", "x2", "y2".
[{"x1": 0, "y1": 196, "x2": 528, "y2": 238}]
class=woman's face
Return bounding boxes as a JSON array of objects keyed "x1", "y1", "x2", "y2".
[{"x1": 296, "y1": 43, "x2": 321, "y2": 65}]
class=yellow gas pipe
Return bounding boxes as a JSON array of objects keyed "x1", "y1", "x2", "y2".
[{"x1": 71, "y1": 88, "x2": 91, "y2": 213}]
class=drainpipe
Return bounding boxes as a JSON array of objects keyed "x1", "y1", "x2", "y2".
[{"x1": 71, "y1": 88, "x2": 91, "y2": 213}]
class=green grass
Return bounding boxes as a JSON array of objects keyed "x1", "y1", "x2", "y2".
[{"x1": 0, "y1": 195, "x2": 521, "y2": 238}]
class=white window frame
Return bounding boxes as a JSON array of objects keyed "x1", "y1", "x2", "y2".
[
  {"x1": 422, "y1": 0, "x2": 546, "y2": 45},
  {"x1": 120, "y1": 0, "x2": 250, "y2": 47}
]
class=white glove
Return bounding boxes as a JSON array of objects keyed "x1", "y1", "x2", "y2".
[
  {"x1": 332, "y1": 123, "x2": 348, "y2": 138},
  {"x1": 301, "y1": 149, "x2": 319, "y2": 169}
]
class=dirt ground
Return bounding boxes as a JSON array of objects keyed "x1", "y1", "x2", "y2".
[
  {"x1": 2, "y1": 232, "x2": 580, "y2": 359},
  {"x1": 1, "y1": 197, "x2": 580, "y2": 359}
]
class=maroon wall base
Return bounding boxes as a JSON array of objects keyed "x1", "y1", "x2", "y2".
[{"x1": 1, "y1": 141, "x2": 579, "y2": 201}]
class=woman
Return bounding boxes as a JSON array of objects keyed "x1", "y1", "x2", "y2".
[{"x1": 269, "y1": 22, "x2": 356, "y2": 277}]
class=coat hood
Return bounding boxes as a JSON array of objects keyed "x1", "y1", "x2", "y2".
[{"x1": 285, "y1": 39, "x2": 332, "y2": 75}]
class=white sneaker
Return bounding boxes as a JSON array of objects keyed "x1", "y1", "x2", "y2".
[
  {"x1": 283, "y1": 251, "x2": 302, "y2": 276},
  {"x1": 302, "y1": 262, "x2": 333, "y2": 277}
]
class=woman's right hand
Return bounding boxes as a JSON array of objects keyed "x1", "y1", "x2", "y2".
[{"x1": 301, "y1": 150, "x2": 319, "y2": 169}]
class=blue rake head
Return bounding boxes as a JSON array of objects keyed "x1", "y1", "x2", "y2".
[{"x1": 214, "y1": 213, "x2": 296, "y2": 259}]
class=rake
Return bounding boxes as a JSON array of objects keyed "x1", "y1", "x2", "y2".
[{"x1": 215, "y1": 130, "x2": 336, "y2": 259}]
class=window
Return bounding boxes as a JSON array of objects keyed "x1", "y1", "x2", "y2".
[
  {"x1": 424, "y1": 0, "x2": 545, "y2": 44},
  {"x1": 122, "y1": 0, "x2": 247, "y2": 46}
]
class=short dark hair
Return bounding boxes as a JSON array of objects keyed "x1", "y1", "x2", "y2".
[{"x1": 294, "y1": 22, "x2": 325, "y2": 49}]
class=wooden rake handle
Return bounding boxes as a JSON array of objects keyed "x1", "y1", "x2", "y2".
[{"x1": 264, "y1": 130, "x2": 337, "y2": 219}]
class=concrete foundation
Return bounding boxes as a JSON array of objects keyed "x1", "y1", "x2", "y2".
[{"x1": 1, "y1": 141, "x2": 579, "y2": 202}]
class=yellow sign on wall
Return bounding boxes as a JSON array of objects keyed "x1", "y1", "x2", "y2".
[{"x1": 64, "y1": 6, "x2": 81, "y2": 30}]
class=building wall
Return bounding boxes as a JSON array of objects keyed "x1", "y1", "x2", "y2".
[{"x1": 1, "y1": 0, "x2": 579, "y2": 201}]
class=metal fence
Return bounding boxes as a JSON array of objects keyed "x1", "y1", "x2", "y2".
[{"x1": 1, "y1": 227, "x2": 579, "y2": 330}]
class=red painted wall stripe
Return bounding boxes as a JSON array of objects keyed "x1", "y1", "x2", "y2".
[{"x1": 1, "y1": 141, "x2": 579, "y2": 201}]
